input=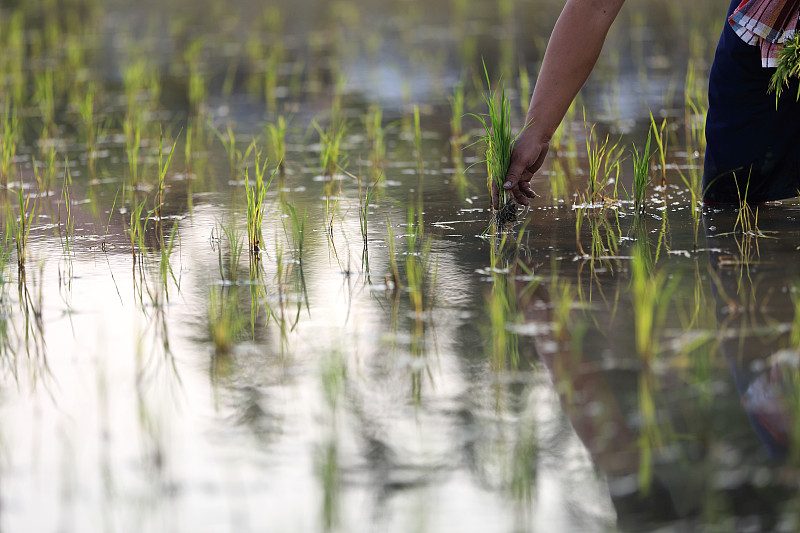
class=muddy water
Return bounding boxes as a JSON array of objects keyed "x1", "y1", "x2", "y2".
[{"x1": 1, "y1": 0, "x2": 800, "y2": 532}]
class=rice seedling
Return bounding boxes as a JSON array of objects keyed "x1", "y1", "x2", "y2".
[
  {"x1": 448, "y1": 82, "x2": 465, "y2": 147},
  {"x1": 518, "y1": 62, "x2": 531, "y2": 120},
  {"x1": 385, "y1": 215, "x2": 401, "y2": 290},
  {"x1": 244, "y1": 147, "x2": 278, "y2": 254},
  {"x1": 14, "y1": 188, "x2": 37, "y2": 271},
  {"x1": 630, "y1": 130, "x2": 653, "y2": 215},
  {"x1": 184, "y1": 38, "x2": 207, "y2": 115},
  {"x1": 649, "y1": 112, "x2": 668, "y2": 189},
  {"x1": 473, "y1": 63, "x2": 516, "y2": 229},
  {"x1": 58, "y1": 160, "x2": 74, "y2": 262},
  {"x1": 413, "y1": 104, "x2": 423, "y2": 176},
  {"x1": 266, "y1": 115, "x2": 287, "y2": 174},
  {"x1": 768, "y1": 32, "x2": 800, "y2": 102},
  {"x1": 365, "y1": 105, "x2": 385, "y2": 179},
  {"x1": 33, "y1": 69, "x2": 56, "y2": 137},
  {"x1": 583, "y1": 120, "x2": 623, "y2": 204},
  {"x1": 212, "y1": 123, "x2": 255, "y2": 180},
  {"x1": 677, "y1": 166, "x2": 702, "y2": 249},
  {"x1": 264, "y1": 45, "x2": 284, "y2": 113},
  {"x1": 0, "y1": 106, "x2": 19, "y2": 187},
  {"x1": 684, "y1": 60, "x2": 708, "y2": 153},
  {"x1": 313, "y1": 117, "x2": 347, "y2": 179},
  {"x1": 154, "y1": 128, "x2": 179, "y2": 220},
  {"x1": 405, "y1": 202, "x2": 432, "y2": 320},
  {"x1": 123, "y1": 113, "x2": 142, "y2": 187},
  {"x1": 128, "y1": 197, "x2": 149, "y2": 261},
  {"x1": 282, "y1": 202, "x2": 306, "y2": 265}
]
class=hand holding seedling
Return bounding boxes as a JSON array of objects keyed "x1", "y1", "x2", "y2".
[
  {"x1": 499, "y1": 0, "x2": 626, "y2": 210},
  {"x1": 496, "y1": 130, "x2": 547, "y2": 209}
]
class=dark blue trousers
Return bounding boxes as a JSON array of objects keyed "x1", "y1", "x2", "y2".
[{"x1": 703, "y1": 0, "x2": 800, "y2": 203}]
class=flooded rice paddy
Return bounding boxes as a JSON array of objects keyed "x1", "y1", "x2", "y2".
[{"x1": 2, "y1": 0, "x2": 800, "y2": 531}]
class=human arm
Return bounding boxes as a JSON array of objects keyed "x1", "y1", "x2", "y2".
[{"x1": 496, "y1": 0, "x2": 626, "y2": 208}]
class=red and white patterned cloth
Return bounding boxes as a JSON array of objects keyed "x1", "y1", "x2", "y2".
[{"x1": 729, "y1": 0, "x2": 800, "y2": 67}]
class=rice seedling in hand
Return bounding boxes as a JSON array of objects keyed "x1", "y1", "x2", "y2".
[
  {"x1": 473, "y1": 63, "x2": 517, "y2": 230},
  {"x1": 769, "y1": 32, "x2": 800, "y2": 102}
]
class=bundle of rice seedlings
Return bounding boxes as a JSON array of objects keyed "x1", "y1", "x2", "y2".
[
  {"x1": 769, "y1": 32, "x2": 800, "y2": 102},
  {"x1": 474, "y1": 62, "x2": 517, "y2": 230}
]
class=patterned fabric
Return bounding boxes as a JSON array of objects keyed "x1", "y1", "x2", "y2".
[{"x1": 728, "y1": 0, "x2": 800, "y2": 66}]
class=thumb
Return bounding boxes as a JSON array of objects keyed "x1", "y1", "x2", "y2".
[{"x1": 503, "y1": 157, "x2": 528, "y2": 190}]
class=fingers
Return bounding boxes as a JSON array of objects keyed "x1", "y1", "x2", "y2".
[{"x1": 520, "y1": 180, "x2": 537, "y2": 199}]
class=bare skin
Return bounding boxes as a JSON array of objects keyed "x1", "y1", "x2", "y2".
[{"x1": 494, "y1": 0, "x2": 626, "y2": 209}]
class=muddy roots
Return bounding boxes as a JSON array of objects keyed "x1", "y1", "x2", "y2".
[{"x1": 493, "y1": 199, "x2": 517, "y2": 229}]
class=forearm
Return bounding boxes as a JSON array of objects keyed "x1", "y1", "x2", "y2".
[{"x1": 524, "y1": 0, "x2": 625, "y2": 142}]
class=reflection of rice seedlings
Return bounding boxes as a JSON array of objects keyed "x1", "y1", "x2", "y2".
[
  {"x1": 631, "y1": 246, "x2": 679, "y2": 364},
  {"x1": 316, "y1": 438, "x2": 340, "y2": 532},
  {"x1": 486, "y1": 238, "x2": 525, "y2": 370},
  {"x1": 208, "y1": 286, "x2": 243, "y2": 355},
  {"x1": 216, "y1": 222, "x2": 244, "y2": 283},
  {"x1": 245, "y1": 149, "x2": 277, "y2": 254},
  {"x1": 385, "y1": 216, "x2": 401, "y2": 290},
  {"x1": 473, "y1": 63, "x2": 516, "y2": 228},
  {"x1": 630, "y1": 130, "x2": 653, "y2": 215},
  {"x1": 266, "y1": 115, "x2": 287, "y2": 173},
  {"x1": 649, "y1": 112, "x2": 668, "y2": 188}
]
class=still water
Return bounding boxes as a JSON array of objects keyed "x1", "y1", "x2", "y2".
[{"x1": 1, "y1": 0, "x2": 799, "y2": 531}]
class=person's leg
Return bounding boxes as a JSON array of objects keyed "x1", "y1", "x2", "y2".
[{"x1": 703, "y1": 1, "x2": 800, "y2": 203}]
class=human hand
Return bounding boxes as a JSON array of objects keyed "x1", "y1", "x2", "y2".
[{"x1": 493, "y1": 135, "x2": 549, "y2": 209}]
